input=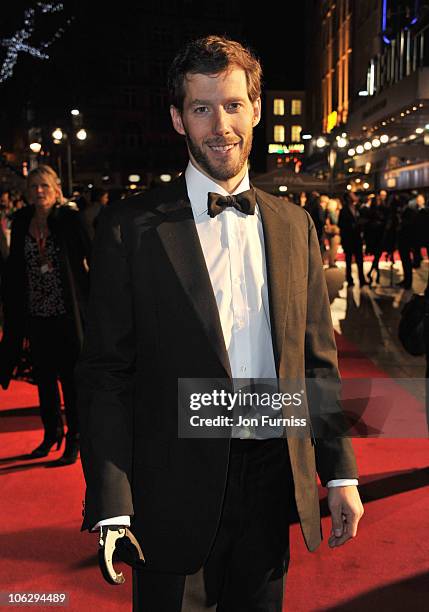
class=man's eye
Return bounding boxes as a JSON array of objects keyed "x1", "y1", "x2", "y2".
[
  {"x1": 226, "y1": 103, "x2": 241, "y2": 111},
  {"x1": 194, "y1": 106, "x2": 208, "y2": 113}
]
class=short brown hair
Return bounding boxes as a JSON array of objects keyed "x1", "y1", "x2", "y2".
[{"x1": 167, "y1": 35, "x2": 262, "y2": 110}]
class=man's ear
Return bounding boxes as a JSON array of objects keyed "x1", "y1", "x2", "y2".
[
  {"x1": 170, "y1": 105, "x2": 186, "y2": 136},
  {"x1": 252, "y1": 98, "x2": 261, "y2": 127}
]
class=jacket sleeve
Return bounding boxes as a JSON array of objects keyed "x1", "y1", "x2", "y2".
[
  {"x1": 0, "y1": 213, "x2": 26, "y2": 389},
  {"x1": 75, "y1": 205, "x2": 136, "y2": 530},
  {"x1": 304, "y1": 216, "x2": 358, "y2": 486}
]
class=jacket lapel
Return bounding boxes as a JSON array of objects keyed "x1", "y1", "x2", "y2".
[
  {"x1": 155, "y1": 179, "x2": 232, "y2": 379},
  {"x1": 255, "y1": 189, "x2": 292, "y2": 374}
]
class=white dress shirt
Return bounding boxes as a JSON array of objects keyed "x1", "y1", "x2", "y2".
[{"x1": 94, "y1": 162, "x2": 356, "y2": 530}]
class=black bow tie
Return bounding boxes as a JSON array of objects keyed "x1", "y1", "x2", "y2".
[{"x1": 207, "y1": 189, "x2": 256, "y2": 218}]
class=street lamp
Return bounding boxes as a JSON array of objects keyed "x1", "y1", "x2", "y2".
[
  {"x1": 51, "y1": 126, "x2": 88, "y2": 196},
  {"x1": 76, "y1": 128, "x2": 87, "y2": 141},
  {"x1": 29, "y1": 142, "x2": 42, "y2": 171},
  {"x1": 29, "y1": 142, "x2": 42, "y2": 153},
  {"x1": 52, "y1": 128, "x2": 72, "y2": 196},
  {"x1": 52, "y1": 128, "x2": 63, "y2": 141}
]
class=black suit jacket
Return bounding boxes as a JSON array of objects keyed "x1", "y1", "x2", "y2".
[
  {"x1": 338, "y1": 204, "x2": 364, "y2": 252},
  {"x1": 76, "y1": 176, "x2": 358, "y2": 573}
]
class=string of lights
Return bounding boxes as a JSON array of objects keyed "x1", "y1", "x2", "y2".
[{"x1": 0, "y1": 2, "x2": 72, "y2": 83}]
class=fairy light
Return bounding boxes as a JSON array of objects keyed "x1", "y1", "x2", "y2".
[{"x1": 0, "y1": 3, "x2": 72, "y2": 83}]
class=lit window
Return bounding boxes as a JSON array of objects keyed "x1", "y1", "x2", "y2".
[
  {"x1": 274, "y1": 125, "x2": 285, "y2": 142},
  {"x1": 291, "y1": 125, "x2": 302, "y2": 141},
  {"x1": 273, "y1": 99, "x2": 285, "y2": 115},
  {"x1": 291, "y1": 99, "x2": 302, "y2": 115}
]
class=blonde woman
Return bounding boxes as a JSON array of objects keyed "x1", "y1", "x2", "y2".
[
  {"x1": 324, "y1": 198, "x2": 341, "y2": 268},
  {"x1": 0, "y1": 165, "x2": 90, "y2": 465}
]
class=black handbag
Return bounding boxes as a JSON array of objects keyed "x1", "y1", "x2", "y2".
[{"x1": 398, "y1": 294, "x2": 427, "y2": 356}]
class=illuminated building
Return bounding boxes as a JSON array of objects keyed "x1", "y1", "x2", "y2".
[
  {"x1": 346, "y1": 0, "x2": 429, "y2": 190},
  {"x1": 307, "y1": 0, "x2": 429, "y2": 191},
  {"x1": 265, "y1": 90, "x2": 306, "y2": 171}
]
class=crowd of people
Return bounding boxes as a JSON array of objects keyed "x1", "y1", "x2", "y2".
[{"x1": 294, "y1": 188, "x2": 429, "y2": 288}]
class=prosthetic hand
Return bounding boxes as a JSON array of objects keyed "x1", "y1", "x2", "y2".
[{"x1": 98, "y1": 526, "x2": 145, "y2": 585}]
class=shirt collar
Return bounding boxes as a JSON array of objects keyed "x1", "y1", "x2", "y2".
[{"x1": 185, "y1": 161, "x2": 251, "y2": 218}]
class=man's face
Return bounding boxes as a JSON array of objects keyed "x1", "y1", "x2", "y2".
[
  {"x1": 170, "y1": 66, "x2": 261, "y2": 189},
  {"x1": 379, "y1": 190, "x2": 387, "y2": 201}
]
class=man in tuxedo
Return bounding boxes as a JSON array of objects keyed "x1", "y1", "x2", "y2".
[{"x1": 77, "y1": 36, "x2": 363, "y2": 611}]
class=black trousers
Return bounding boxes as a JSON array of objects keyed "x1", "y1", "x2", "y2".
[
  {"x1": 398, "y1": 237, "x2": 413, "y2": 288},
  {"x1": 344, "y1": 247, "x2": 365, "y2": 285},
  {"x1": 133, "y1": 438, "x2": 294, "y2": 612},
  {"x1": 28, "y1": 315, "x2": 80, "y2": 439}
]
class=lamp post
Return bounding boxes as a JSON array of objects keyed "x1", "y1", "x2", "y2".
[
  {"x1": 52, "y1": 122, "x2": 87, "y2": 197},
  {"x1": 316, "y1": 133, "x2": 348, "y2": 195},
  {"x1": 29, "y1": 141, "x2": 42, "y2": 170}
]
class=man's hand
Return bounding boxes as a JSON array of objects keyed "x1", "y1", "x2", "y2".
[{"x1": 327, "y1": 485, "x2": 363, "y2": 548}]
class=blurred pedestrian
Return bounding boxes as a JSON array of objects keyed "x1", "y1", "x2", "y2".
[
  {"x1": 298, "y1": 191, "x2": 307, "y2": 207},
  {"x1": 0, "y1": 165, "x2": 90, "y2": 465},
  {"x1": 397, "y1": 196, "x2": 421, "y2": 289},
  {"x1": 324, "y1": 198, "x2": 341, "y2": 268},
  {"x1": 338, "y1": 191, "x2": 367, "y2": 287},
  {"x1": 305, "y1": 193, "x2": 326, "y2": 251},
  {"x1": 365, "y1": 193, "x2": 388, "y2": 285},
  {"x1": 81, "y1": 187, "x2": 109, "y2": 241}
]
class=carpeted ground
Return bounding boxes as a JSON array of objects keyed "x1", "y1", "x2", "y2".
[{"x1": 0, "y1": 335, "x2": 428, "y2": 611}]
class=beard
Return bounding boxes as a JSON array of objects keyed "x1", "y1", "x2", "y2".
[{"x1": 184, "y1": 131, "x2": 253, "y2": 182}]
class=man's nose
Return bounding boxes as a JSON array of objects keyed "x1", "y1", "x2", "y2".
[{"x1": 212, "y1": 108, "x2": 231, "y2": 136}]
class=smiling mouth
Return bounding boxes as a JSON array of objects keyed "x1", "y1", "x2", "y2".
[{"x1": 208, "y1": 143, "x2": 239, "y2": 153}]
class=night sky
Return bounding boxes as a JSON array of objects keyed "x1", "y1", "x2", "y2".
[
  {"x1": 1, "y1": 2, "x2": 307, "y2": 109},
  {"x1": 1, "y1": 1, "x2": 307, "y2": 175}
]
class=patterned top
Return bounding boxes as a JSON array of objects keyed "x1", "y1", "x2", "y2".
[{"x1": 24, "y1": 233, "x2": 67, "y2": 317}]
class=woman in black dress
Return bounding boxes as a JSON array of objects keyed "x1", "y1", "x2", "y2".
[{"x1": 0, "y1": 165, "x2": 90, "y2": 464}]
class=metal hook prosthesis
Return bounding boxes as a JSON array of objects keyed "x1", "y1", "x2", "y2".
[{"x1": 98, "y1": 526, "x2": 145, "y2": 585}]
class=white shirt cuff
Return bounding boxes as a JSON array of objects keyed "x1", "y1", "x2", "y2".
[
  {"x1": 91, "y1": 515, "x2": 131, "y2": 532},
  {"x1": 326, "y1": 479, "x2": 358, "y2": 487}
]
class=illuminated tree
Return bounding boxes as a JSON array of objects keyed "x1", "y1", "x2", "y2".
[{"x1": 0, "y1": 2, "x2": 72, "y2": 83}]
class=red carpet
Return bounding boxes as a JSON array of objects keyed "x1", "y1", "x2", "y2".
[{"x1": 1, "y1": 339, "x2": 428, "y2": 611}]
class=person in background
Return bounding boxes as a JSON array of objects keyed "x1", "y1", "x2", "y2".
[
  {"x1": 305, "y1": 193, "x2": 326, "y2": 251},
  {"x1": 414, "y1": 194, "x2": 428, "y2": 265},
  {"x1": 365, "y1": 193, "x2": 388, "y2": 286},
  {"x1": 0, "y1": 165, "x2": 90, "y2": 465},
  {"x1": 0, "y1": 222, "x2": 8, "y2": 290},
  {"x1": 81, "y1": 187, "x2": 109, "y2": 242},
  {"x1": 298, "y1": 191, "x2": 307, "y2": 207},
  {"x1": 339, "y1": 191, "x2": 367, "y2": 287},
  {"x1": 397, "y1": 195, "x2": 421, "y2": 289},
  {"x1": 324, "y1": 198, "x2": 341, "y2": 268},
  {"x1": 13, "y1": 192, "x2": 26, "y2": 211}
]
